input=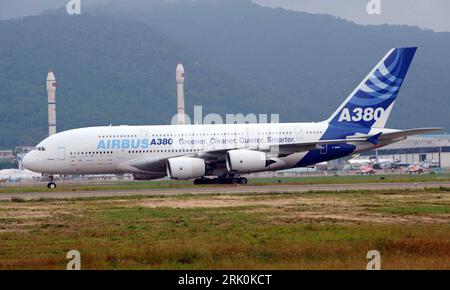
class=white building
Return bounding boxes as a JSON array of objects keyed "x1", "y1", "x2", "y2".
[
  {"x1": 360, "y1": 134, "x2": 450, "y2": 168},
  {"x1": 0, "y1": 150, "x2": 14, "y2": 161}
]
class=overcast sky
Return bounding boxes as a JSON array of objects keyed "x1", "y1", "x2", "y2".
[
  {"x1": 0, "y1": 0, "x2": 105, "y2": 19},
  {"x1": 254, "y1": 0, "x2": 450, "y2": 32},
  {"x1": 1, "y1": 0, "x2": 449, "y2": 32}
]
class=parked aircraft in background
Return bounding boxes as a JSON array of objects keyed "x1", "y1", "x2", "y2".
[
  {"x1": 357, "y1": 165, "x2": 376, "y2": 175},
  {"x1": 0, "y1": 169, "x2": 41, "y2": 183},
  {"x1": 406, "y1": 164, "x2": 425, "y2": 174},
  {"x1": 348, "y1": 156, "x2": 410, "y2": 170}
]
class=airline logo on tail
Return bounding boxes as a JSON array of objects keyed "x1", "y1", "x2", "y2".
[
  {"x1": 338, "y1": 107, "x2": 385, "y2": 123},
  {"x1": 330, "y1": 47, "x2": 417, "y2": 129}
]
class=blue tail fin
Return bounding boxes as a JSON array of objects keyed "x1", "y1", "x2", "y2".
[{"x1": 326, "y1": 47, "x2": 417, "y2": 129}]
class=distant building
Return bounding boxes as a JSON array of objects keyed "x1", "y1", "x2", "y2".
[
  {"x1": 13, "y1": 146, "x2": 34, "y2": 170},
  {"x1": 15, "y1": 146, "x2": 34, "y2": 154},
  {"x1": 0, "y1": 150, "x2": 14, "y2": 161},
  {"x1": 360, "y1": 134, "x2": 450, "y2": 168},
  {"x1": 16, "y1": 153, "x2": 26, "y2": 170}
]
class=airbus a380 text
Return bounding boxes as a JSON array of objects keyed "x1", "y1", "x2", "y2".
[{"x1": 24, "y1": 47, "x2": 444, "y2": 188}]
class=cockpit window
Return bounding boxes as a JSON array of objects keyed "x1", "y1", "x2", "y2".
[{"x1": 33, "y1": 146, "x2": 46, "y2": 151}]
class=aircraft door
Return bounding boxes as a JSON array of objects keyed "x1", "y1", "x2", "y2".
[
  {"x1": 57, "y1": 147, "x2": 66, "y2": 160},
  {"x1": 140, "y1": 129, "x2": 149, "y2": 139},
  {"x1": 295, "y1": 128, "x2": 303, "y2": 142},
  {"x1": 117, "y1": 149, "x2": 125, "y2": 159}
]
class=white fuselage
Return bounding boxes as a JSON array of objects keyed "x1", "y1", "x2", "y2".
[{"x1": 23, "y1": 122, "x2": 390, "y2": 178}]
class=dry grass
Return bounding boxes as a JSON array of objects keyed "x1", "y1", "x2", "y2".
[{"x1": 0, "y1": 188, "x2": 449, "y2": 269}]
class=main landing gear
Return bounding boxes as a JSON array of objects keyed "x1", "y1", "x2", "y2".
[
  {"x1": 193, "y1": 176, "x2": 248, "y2": 185},
  {"x1": 47, "y1": 175, "x2": 56, "y2": 189}
]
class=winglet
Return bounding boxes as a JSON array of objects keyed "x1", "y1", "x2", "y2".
[{"x1": 367, "y1": 132, "x2": 382, "y2": 145}]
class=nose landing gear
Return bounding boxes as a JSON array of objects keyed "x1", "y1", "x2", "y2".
[{"x1": 47, "y1": 175, "x2": 56, "y2": 189}]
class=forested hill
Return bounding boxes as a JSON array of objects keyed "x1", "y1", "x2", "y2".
[
  {"x1": 0, "y1": 13, "x2": 264, "y2": 148},
  {"x1": 92, "y1": 0, "x2": 450, "y2": 129},
  {"x1": 1, "y1": 0, "x2": 449, "y2": 149}
]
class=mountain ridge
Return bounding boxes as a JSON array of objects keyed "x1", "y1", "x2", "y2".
[
  {"x1": 0, "y1": 0, "x2": 448, "y2": 149},
  {"x1": 89, "y1": 0, "x2": 450, "y2": 129},
  {"x1": 0, "y1": 13, "x2": 265, "y2": 148}
]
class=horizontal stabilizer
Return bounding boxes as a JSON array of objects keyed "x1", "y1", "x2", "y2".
[{"x1": 378, "y1": 127, "x2": 445, "y2": 141}]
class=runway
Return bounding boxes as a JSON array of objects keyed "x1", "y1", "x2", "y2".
[{"x1": 1, "y1": 181, "x2": 449, "y2": 201}]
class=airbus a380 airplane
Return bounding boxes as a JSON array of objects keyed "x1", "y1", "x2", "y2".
[{"x1": 24, "y1": 47, "x2": 443, "y2": 188}]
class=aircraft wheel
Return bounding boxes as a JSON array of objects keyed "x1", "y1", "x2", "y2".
[
  {"x1": 239, "y1": 177, "x2": 248, "y2": 184},
  {"x1": 47, "y1": 182, "x2": 56, "y2": 189}
]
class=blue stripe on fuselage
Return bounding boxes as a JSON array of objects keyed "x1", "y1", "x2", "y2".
[
  {"x1": 295, "y1": 124, "x2": 362, "y2": 167},
  {"x1": 296, "y1": 143, "x2": 356, "y2": 167}
]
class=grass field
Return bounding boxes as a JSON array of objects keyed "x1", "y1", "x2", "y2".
[
  {"x1": 0, "y1": 187, "x2": 449, "y2": 269},
  {"x1": 1, "y1": 172, "x2": 449, "y2": 194}
]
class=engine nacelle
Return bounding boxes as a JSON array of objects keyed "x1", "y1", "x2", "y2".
[
  {"x1": 226, "y1": 149, "x2": 269, "y2": 173},
  {"x1": 166, "y1": 157, "x2": 206, "y2": 179}
]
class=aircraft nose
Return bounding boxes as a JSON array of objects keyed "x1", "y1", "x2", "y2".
[{"x1": 23, "y1": 152, "x2": 38, "y2": 172}]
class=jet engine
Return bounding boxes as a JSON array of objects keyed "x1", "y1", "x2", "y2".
[
  {"x1": 226, "y1": 149, "x2": 271, "y2": 173},
  {"x1": 166, "y1": 157, "x2": 206, "y2": 179}
]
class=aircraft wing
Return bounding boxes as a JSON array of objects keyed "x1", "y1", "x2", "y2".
[
  {"x1": 198, "y1": 135, "x2": 388, "y2": 157},
  {"x1": 277, "y1": 127, "x2": 445, "y2": 154},
  {"x1": 127, "y1": 127, "x2": 445, "y2": 172},
  {"x1": 200, "y1": 127, "x2": 445, "y2": 156}
]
